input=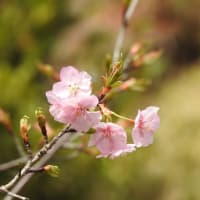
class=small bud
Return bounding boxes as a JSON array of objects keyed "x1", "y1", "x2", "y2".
[
  {"x1": 119, "y1": 78, "x2": 136, "y2": 91},
  {"x1": 130, "y1": 42, "x2": 142, "y2": 56},
  {"x1": 44, "y1": 165, "x2": 60, "y2": 178},
  {"x1": 0, "y1": 108, "x2": 13, "y2": 133},
  {"x1": 143, "y1": 50, "x2": 162, "y2": 64},
  {"x1": 35, "y1": 108, "x2": 48, "y2": 144},
  {"x1": 35, "y1": 108, "x2": 46, "y2": 127},
  {"x1": 20, "y1": 116, "x2": 30, "y2": 142},
  {"x1": 38, "y1": 63, "x2": 59, "y2": 81},
  {"x1": 20, "y1": 115, "x2": 32, "y2": 157}
]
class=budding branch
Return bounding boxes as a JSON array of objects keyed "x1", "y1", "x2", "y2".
[
  {"x1": 0, "y1": 1, "x2": 140, "y2": 199},
  {"x1": 0, "y1": 127, "x2": 76, "y2": 200}
]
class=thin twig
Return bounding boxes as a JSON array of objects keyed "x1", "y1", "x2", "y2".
[
  {"x1": 4, "y1": 129, "x2": 77, "y2": 200},
  {"x1": 3, "y1": 127, "x2": 75, "y2": 190},
  {"x1": 123, "y1": 53, "x2": 132, "y2": 71},
  {"x1": 0, "y1": 157, "x2": 27, "y2": 172},
  {"x1": 13, "y1": 134, "x2": 26, "y2": 158},
  {"x1": 0, "y1": 127, "x2": 76, "y2": 200},
  {"x1": 112, "y1": 0, "x2": 139, "y2": 63},
  {"x1": 0, "y1": 187, "x2": 29, "y2": 200}
]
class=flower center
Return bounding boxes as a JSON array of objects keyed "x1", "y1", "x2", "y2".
[
  {"x1": 68, "y1": 83, "x2": 79, "y2": 95},
  {"x1": 103, "y1": 127, "x2": 112, "y2": 137},
  {"x1": 138, "y1": 117, "x2": 144, "y2": 129},
  {"x1": 76, "y1": 106, "x2": 85, "y2": 116}
]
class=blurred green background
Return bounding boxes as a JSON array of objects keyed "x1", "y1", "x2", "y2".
[{"x1": 0, "y1": 0, "x2": 200, "y2": 199}]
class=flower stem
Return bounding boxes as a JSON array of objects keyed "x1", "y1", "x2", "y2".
[{"x1": 110, "y1": 111, "x2": 134, "y2": 123}]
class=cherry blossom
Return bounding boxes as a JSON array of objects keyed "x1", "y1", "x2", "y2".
[
  {"x1": 89, "y1": 122, "x2": 135, "y2": 159},
  {"x1": 47, "y1": 94, "x2": 101, "y2": 132},
  {"x1": 132, "y1": 106, "x2": 160, "y2": 147},
  {"x1": 47, "y1": 66, "x2": 92, "y2": 99},
  {"x1": 46, "y1": 66, "x2": 101, "y2": 132}
]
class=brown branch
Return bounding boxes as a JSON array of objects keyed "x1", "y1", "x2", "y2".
[
  {"x1": 112, "y1": 0, "x2": 139, "y2": 63},
  {"x1": 0, "y1": 126, "x2": 77, "y2": 200},
  {"x1": 4, "y1": 130, "x2": 80, "y2": 200},
  {"x1": 0, "y1": 187, "x2": 28, "y2": 200},
  {"x1": 0, "y1": 157, "x2": 27, "y2": 172}
]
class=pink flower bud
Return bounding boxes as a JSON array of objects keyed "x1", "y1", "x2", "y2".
[{"x1": 132, "y1": 106, "x2": 160, "y2": 147}]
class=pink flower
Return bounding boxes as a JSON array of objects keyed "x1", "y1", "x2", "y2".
[
  {"x1": 46, "y1": 66, "x2": 101, "y2": 132},
  {"x1": 47, "y1": 66, "x2": 92, "y2": 99},
  {"x1": 89, "y1": 122, "x2": 135, "y2": 159},
  {"x1": 132, "y1": 106, "x2": 160, "y2": 147},
  {"x1": 47, "y1": 94, "x2": 101, "y2": 132}
]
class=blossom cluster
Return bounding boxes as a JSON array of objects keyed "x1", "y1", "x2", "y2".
[
  {"x1": 46, "y1": 66, "x2": 160, "y2": 159},
  {"x1": 46, "y1": 66, "x2": 101, "y2": 132}
]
